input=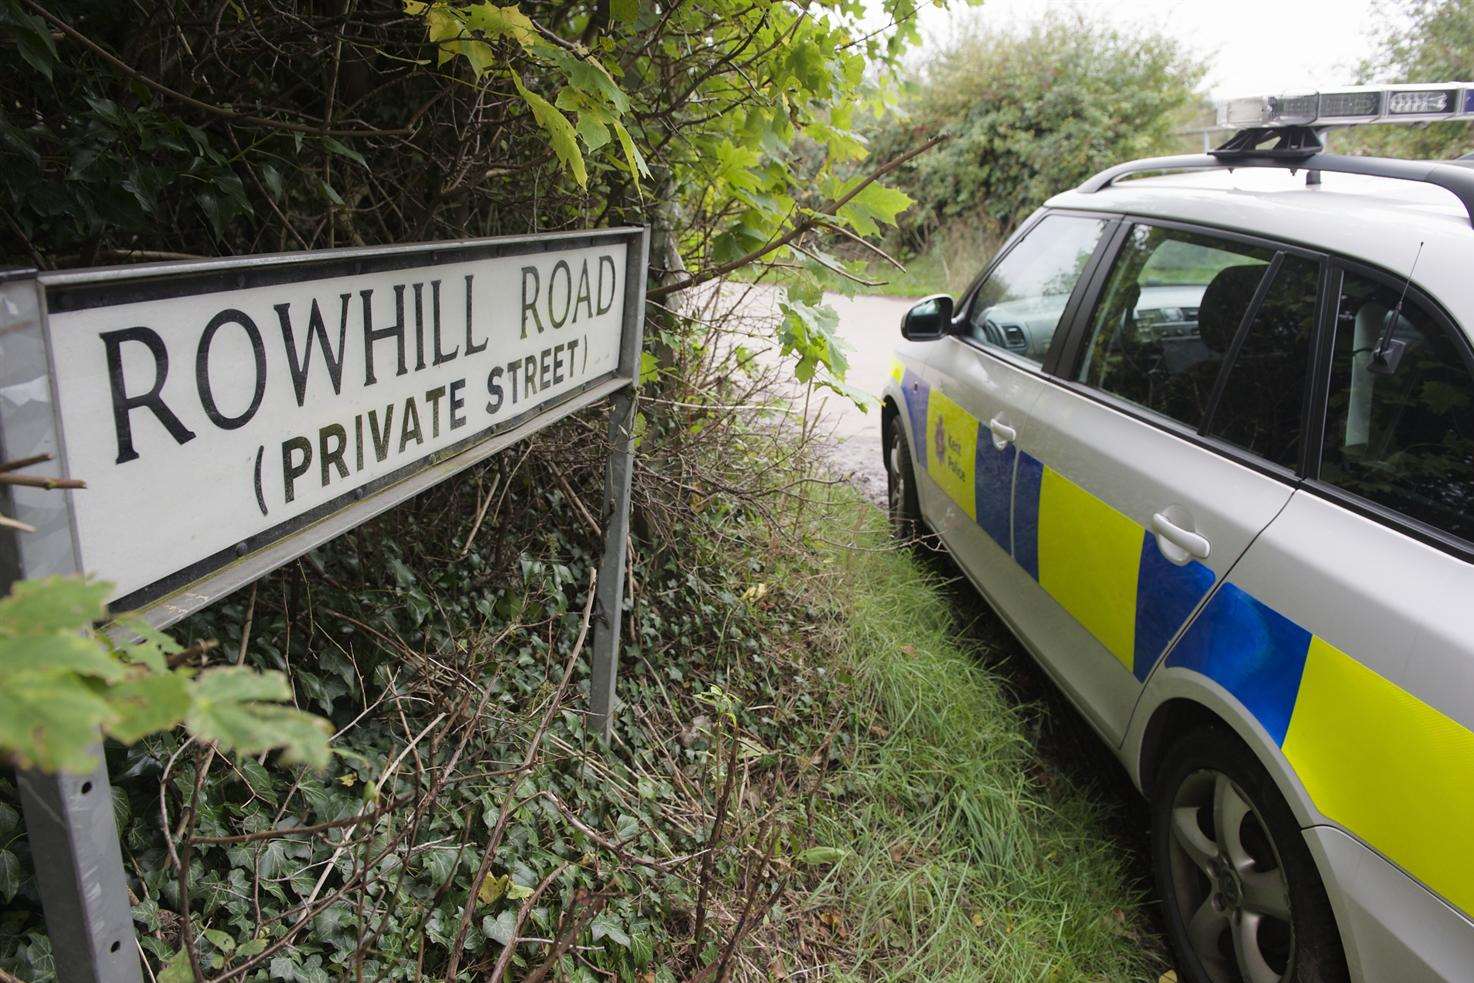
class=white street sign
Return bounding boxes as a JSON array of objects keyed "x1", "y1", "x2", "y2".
[{"x1": 3, "y1": 228, "x2": 645, "y2": 619}]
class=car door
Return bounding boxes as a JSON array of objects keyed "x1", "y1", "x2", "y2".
[
  {"x1": 923, "y1": 212, "x2": 1113, "y2": 596},
  {"x1": 1007, "y1": 221, "x2": 1322, "y2": 745},
  {"x1": 1155, "y1": 261, "x2": 1474, "y2": 964}
]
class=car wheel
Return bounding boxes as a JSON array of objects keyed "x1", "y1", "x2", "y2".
[
  {"x1": 1152, "y1": 727, "x2": 1348, "y2": 983},
  {"x1": 884, "y1": 411, "x2": 924, "y2": 542}
]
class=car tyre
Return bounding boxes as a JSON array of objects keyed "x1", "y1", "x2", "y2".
[
  {"x1": 884, "y1": 411, "x2": 925, "y2": 543},
  {"x1": 1151, "y1": 726, "x2": 1348, "y2": 983}
]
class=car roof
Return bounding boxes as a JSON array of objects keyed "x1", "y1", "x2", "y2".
[{"x1": 1046, "y1": 165, "x2": 1474, "y2": 325}]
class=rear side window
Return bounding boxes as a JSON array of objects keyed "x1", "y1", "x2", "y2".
[
  {"x1": 965, "y1": 214, "x2": 1107, "y2": 365},
  {"x1": 1203, "y1": 254, "x2": 1321, "y2": 468},
  {"x1": 1077, "y1": 225, "x2": 1275, "y2": 429},
  {"x1": 1320, "y1": 270, "x2": 1474, "y2": 542}
]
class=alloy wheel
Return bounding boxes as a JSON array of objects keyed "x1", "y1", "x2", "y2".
[{"x1": 1166, "y1": 768, "x2": 1295, "y2": 983}]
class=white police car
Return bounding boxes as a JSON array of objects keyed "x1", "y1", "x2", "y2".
[{"x1": 881, "y1": 84, "x2": 1474, "y2": 982}]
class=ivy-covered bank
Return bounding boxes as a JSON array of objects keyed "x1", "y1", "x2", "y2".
[{"x1": 1, "y1": 397, "x2": 1166, "y2": 980}]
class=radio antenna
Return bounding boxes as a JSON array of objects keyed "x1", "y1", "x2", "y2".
[{"x1": 1370, "y1": 239, "x2": 1424, "y2": 375}]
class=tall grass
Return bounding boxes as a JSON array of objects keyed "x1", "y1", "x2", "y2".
[{"x1": 800, "y1": 504, "x2": 1164, "y2": 981}]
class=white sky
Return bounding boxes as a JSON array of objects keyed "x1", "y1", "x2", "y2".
[{"x1": 903, "y1": 0, "x2": 1395, "y2": 101}]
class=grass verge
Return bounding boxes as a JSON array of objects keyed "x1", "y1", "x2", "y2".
[{"x1": 782, "y1": 499, "x2": 1165, "y2": 980}]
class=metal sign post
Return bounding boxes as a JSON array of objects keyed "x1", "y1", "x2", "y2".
[{"x1": 0, "y1": 227, "x2": 648, "y2": 981}]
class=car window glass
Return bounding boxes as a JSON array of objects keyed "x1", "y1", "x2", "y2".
[
  {"x1": 1321, "y1": 270, "x2": 1474, "y2": 541},
  {"x1": 966, "y1": 214, "x2": 1107, "y2": 365},
  {"x1": 1078, "y1": 224, "x2": 1274, "y2": 429},
  {"x1": 1203, "y1": 254, "x2": 1320, "y2": 468}
]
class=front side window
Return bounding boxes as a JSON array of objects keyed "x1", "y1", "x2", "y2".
[
  {"x1": 1077, "y1": 224, "x2": 1275, "y2": 429},
  {"x1": 1320, "y1": 270, "x2": 1474, "y2": 542},
  {"x1": 965, "y1": 214, "x2": 1107, "y2": 365}
]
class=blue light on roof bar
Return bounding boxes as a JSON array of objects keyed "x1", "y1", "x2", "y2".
[{"x1": 1467, "y1": 89, "x2": 1474, "y2": 114}]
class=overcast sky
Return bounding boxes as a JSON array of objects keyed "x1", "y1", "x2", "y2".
[{"x1": 902, "y1": 0, "x2": 1397, "y2": 101}]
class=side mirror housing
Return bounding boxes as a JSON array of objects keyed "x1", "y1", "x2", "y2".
[{"x1": 901, "y1": 294, "x2": 954, "y2": 341}]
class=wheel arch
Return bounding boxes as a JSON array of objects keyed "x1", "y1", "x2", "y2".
[{"x1": 1128, "y1": 669, "x2": 1322, "y2": 828}]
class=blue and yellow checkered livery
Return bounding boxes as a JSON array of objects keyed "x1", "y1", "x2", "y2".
[{"x1": 893, "y1": 374, "x2": 1474, "y2": 920}]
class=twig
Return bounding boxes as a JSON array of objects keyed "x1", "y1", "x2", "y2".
[
  {"x1": 0, "y1": 515, "x2": 37, "y2": 534},
  {"x1": 0, "y1": 453, "x2": 51, "y2": 474},
  {"x1": 522, "y1": 890, "x2": 611, "y2": 983},
  {"x1": 0, "y1": 472, "x2": 84, "y2": 490},
  {"x1": 443, "y1": 568, "x2": 599, "y2": 978},
  {"x1": 486, "y1": 860, "x2": 574, "y2": 982}
]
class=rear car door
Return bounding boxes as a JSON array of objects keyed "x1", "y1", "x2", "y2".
[
  {"x1": 922, "y1": 212, "x2": 1112, "y2": 593},
  {"x1": 1009, "y1": 221, "x2": 1321, "y2": 744},
  {"x1": 1157, "y1": 262, "x2": 1474, "y2": 974}
]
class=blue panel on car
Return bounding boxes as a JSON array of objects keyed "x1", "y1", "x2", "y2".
[
  {"x1": 1013, "y1": 451, "x2": 1043, "y2": 581},
  {"x1": 1133, "y1": 532, "x2": 1216, "y2": 682},
  {"x1": 900, "y1": 369, "x2": 931, "y2": 465},
  {"x1": 974, "y1": 428, "x2": 1015, "y2": 552},
  {"x1": 1165, "y1": 581, "x2": 1312, "y2": 744}
]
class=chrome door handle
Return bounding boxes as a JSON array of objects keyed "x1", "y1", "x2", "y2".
[
  {"x1": 1151, "y1": 511, "x2": 1210, "y2": 563},
  {"x1": 988, "y1": 416, "x2": 1016, "y2": 449}
]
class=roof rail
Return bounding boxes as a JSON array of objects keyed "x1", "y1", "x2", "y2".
[{"x1": 1077, "y1": 148, "x2": 1474, "y2": 228}]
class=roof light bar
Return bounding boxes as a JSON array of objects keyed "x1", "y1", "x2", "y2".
[{"x1": 1216, "y1": 83, "x2": 1474, "y2": 129}]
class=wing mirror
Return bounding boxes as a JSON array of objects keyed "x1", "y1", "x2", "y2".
[{"x1": 901, "y1": 294, "x2": 953, "y2": 341}]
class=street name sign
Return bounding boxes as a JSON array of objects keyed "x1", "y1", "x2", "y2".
[{"x1": 0, "y1": 226, "x2": 646, "y2": 626}]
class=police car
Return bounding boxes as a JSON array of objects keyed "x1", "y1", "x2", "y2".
[{"x1": 880, "y1": 84, "x2": 1474, "y2": 982}]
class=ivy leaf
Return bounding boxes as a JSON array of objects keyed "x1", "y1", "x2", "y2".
[
  {"x1": 590, "y1": 912, "x2": 631, "y2": 948},
  {"x1": 0, "y1": 576, "x2": 110, "y2": 634},
  {"x1": 106, "y1": 671, "x2": 191, "y2": 744},
  {"x1": 159, "y1": 950, "x2": 195, "y2": 983},
  {"x1": 478, "y1": 871, "x2": 510, "y2": 905},
  {"x1": 513, "y1": 75, "x2": 586, "y2": 188},
  {"x1": 0, "y1": 848, "x2": 20, "y2": 903},
  {"x1": 186, "y1": 668, "x2": 332, "y2": 769},
  {"x1": 482, "y1": 908, "x2": 517, "y2": 946}
]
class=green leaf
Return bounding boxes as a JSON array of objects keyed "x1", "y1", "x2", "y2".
[
  {"x1": 261, "y1": 164, "x2": 285, "y2": 201},
  {"x1": 590, "y1": 912, "x2": 631, "y2": 948},
  {"x1": 0, "y1": 633, "x2": 126, "y2": 683},
  {"x1": 513, "y1": 75, "x2": 586, "y2": 187},
  {"x1": 835, "y1": 182, "x2": 915, "y2": 237},
  {"x1": 796, "y1": 845, "x2": 848, "y2": 865},
  {"x1": 714, "y1": 140, "x2": 762, "y2": 193},
  {"x1": 0, "y1": 671, "x2": 114, "y2": 773},
  {"x1": 0, "y1": 849, "x2": 20, "y2": 903},
  {"x1": 0, "y1": 577, "x2": 110, "y2": 635},
  {"x1": 106, "y1": 671, "x2": 191, "y2": 743},
  {"x1": 159, "y1": 950, "x2": 194, "y2": 983},
  {"x1": 482, "y1": 908, "x2": 517, "y2": 946},
  {"x1": 639, "y1": 351, "x2": 660, "y2": 385},
  {"x1": 322, "y1": 136, "x2": 368, "y2": 169},
  {"x1": 0, "y1": 800, "x2": 19, "y2": 838},
  {"x1": 609, "y1": 0, "x2": 637, "y2": 24},
  {"x1": 611, "y1": 119, "x2": 649, "y2": 190},
  {"x1": 186, "y1": 667, "x2": 332, "y2": 769},
  {"x1": 465, "y1": 3, "x2": 537, "y2": 49}
]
